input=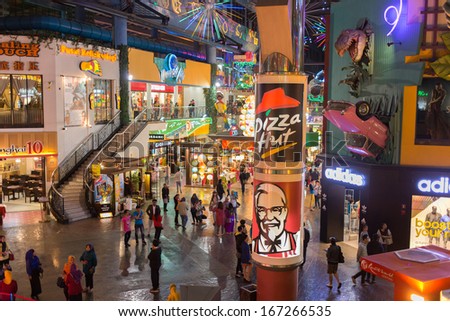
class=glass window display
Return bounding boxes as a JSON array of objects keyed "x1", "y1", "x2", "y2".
[{"x1": 93, "y1": 79, "x2": 113, "y2": 124}]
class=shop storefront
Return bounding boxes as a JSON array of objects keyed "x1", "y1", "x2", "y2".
[
  {"x1": 0, "y1": 132, "x2": 57, "y2": 210},
  {"x1": 320, "y1": 155, "x2": 450, "y2": 251},
  {"x1": 129, "y1": 49, "x2": 210, "y2": 120},
  {"x1": 0, "y1": 35, "x2": 120, "y2": 170},
  {"x1": 182, "y1": 142, "x2": 219, "y2": 188},
  {"x1": 217, "y1": 138, "x2": 254, "y2": 184}
]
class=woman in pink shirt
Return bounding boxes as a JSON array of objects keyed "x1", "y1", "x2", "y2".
[{"x1": 122, "y1": 210, "x2": 131, "y2": 248}]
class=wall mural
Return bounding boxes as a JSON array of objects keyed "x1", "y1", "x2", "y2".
[
  {"x1": 334, "y1": 18, "x2": 373, "y2": 97},
  {"x1": 416, "y1": 78, "x2": 450, "y2": 146}
]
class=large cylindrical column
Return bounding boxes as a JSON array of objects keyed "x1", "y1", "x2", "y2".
[{"x1": 253, "y1": 0, "x2": 307, "y2": 301}]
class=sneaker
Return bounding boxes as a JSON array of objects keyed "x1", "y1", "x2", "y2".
[
  {"x1": 142, "y1": 241, "x2": 147, "y2": 245},
  {"x1": 338, "y1": 282, "x2": 342, "y2": 289},
  {"x1": 88, "y1": 288, "x2": 94, "y2": 293},
  {"x1": 326, "y1": 284, "x2": 332, "y2": 289},
  {"x1": 235, "y1": 274, "x2": 241, "y2": 278},
  {"x1": 150, "y1": 288, "x2": 160, "y2": 293},
  {"x1": 351, "y1": 277, "x2": 356, "y2": 285}
]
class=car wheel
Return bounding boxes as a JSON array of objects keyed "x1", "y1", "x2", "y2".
[{"x1": 356, "y1": 101, "x2": 371, "y2": 120}]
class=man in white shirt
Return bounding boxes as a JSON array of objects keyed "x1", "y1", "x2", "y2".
[{"x1": 174, "y1": 169, "x2": 183, "y2": 193}]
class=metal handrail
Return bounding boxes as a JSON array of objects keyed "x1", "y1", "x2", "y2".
[
  {"x1": 48, "y1": 111, "x2": 122, "y2": 222},
  {"x1": 83, "y1": 108, "x2": 150, "y2": 193}
]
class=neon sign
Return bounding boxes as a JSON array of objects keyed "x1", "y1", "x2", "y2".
[
  {"x1": 325, "y1": 168, "x2": 365, "y2": 187},
  {"x1": 384, "y1": 0, "x2": 403, "y2": 36},
  {"x1": 418, "y1": 177, "x2": 450, "y2": 194}
]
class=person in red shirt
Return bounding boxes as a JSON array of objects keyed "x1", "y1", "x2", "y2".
[
  {"x1": 0, "y1": 270, "x2": 18, "y2": 300},
  {"x1": 66, "y1": 263, "x2": 83, "y2": 301},
  {"x1": 153, "y1": 211, "x2": 163, "y2": 242},
  {"x1": 121, "y1": 210, "x2": 131, "y2": 248}
]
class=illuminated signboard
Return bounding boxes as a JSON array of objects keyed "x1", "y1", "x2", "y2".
[
  {"x1": 0, "y1": 41, "x2": 40, "y2": 57},
  {"x1": 384, "y1": 0, "x2": 403, "y2": 36},
  {"x1": 324, "y1": 167, "x2": 365, "y2": 187},
  {"x1": 59, "y1": 45, "x2": 117, "y2": 62},
  {"x1": 417, "y1": 177, "x2": 450, "y2": 195}
]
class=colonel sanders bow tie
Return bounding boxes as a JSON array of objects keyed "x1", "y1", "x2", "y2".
[{"x1": 264, "y1": 239, "x2": 281, "y2": 253}]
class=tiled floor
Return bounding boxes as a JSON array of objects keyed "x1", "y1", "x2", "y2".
[{"x1": 0, "y1": 179, "x2": 393, "y2": 301}]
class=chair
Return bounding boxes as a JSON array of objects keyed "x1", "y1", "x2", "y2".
[
  {"x1": 2, "y1": 186, "x2": 13, "y2": 201},
  {"x1": 33, "y1": 187, "x2": 43, "y2": 201},
  {"x1": 24, "y1": 187, "x2": 34, "y2": 203}
]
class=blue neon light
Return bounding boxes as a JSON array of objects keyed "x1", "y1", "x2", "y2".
[{"x1": 384, "y1": 0, "x2": 403, "y2": 37}]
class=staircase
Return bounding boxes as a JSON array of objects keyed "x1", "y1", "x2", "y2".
[
  {"x1": 49, "y1": 109, "x2": 150, "y2": 223},
  {"x1": 58, "y1": 154, "x2": 97, "y2": 222}
]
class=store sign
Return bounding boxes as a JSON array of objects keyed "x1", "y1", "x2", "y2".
[
  {"x1": 324, "y1": 167, "x2": 365, "y2": 187},
  {"x1": 80, "y1": 59, "x2": 102, "y2": 76},
  {"x1": 234, "y1": 52, "x2": 255, "y2": 63},
  {"x1": 0, "y1": 141, "x2": 44, "y2": 157},
  {"x1": 360, "y1": 259, "x2": 395, "y2": 282},
  {"x1": 149, "y1": 134, "x2": 165, "y2": 140},
  {"x1": 417, "y1": 177, "x2": 450, "y2": 195},
  {"x1": 0, "y1": 60, "x2": 39, "y2": 71},
  {"x1": 384, "y1": 0, "x2": 403, "y2": 36},
  {"x1": 150, "y1": 117, "x2": 212, "y2": 139},
  {"x1": 59, "y1": 45, "x2": 117, "y2": 62},
  {"x1": 153, "y1": 141, "x2": 173, "y2": 148},
  {"x1": 0, "y1": 41, "x2": 40, "y2": 57}
]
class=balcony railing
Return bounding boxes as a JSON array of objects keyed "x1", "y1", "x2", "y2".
[
  {"x1": 48, "y1": 111, "x2": 122, "y2": 223},
  {"x1": 140, "y1": 105, "x2": 207, "y2": 121}
]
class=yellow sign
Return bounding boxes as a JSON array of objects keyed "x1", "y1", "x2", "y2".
[
  {"x1": 91, "y1": 164, "x2": 101, "y2": 179},
  {"x1": 80, "y1": 59, "x2": 102, "y2": 76},
  {"x1": 60, "y1": 45, "x2": 117, "y2": 62},
  {"x1": 0, "y1": 132, "x2": 57, "y2": 158},
  {"x1": 0, "y1": 41, "x2": 40, "y2": 57}
]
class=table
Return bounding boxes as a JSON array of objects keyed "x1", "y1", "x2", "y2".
[
  {"x1": 7, "y1": 185, "x2": 22, "y2": 200},
  {"x1": 28, "y1": 175, "x2": 42, "y2": 180}
]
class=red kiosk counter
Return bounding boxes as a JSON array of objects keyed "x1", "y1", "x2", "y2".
[{"x1": 360, "y1": 245, "x2": 450, "y2": 301}]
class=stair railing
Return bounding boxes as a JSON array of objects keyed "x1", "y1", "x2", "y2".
[
  {"x1": 48, "y1": 112, "x2": 121, "y2": 223},
  {"x1": 83, "y1": 108, "x2": 150, "y2": 211}
]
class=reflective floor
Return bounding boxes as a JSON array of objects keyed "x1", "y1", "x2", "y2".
[{"x1": 0, "y1": 180, "x2": 393, "y2": 301}]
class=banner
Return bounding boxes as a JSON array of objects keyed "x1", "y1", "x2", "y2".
[{"x1": 63, "y1": 76, "x2": 87, "y2": 127}]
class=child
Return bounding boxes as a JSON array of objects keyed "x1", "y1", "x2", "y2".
[{"x1": 227, "y1": 180, "x2": 231, "y2": 196}]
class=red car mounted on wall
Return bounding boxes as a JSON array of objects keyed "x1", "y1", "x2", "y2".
[{"x1": 324, "y1": 100, "x2": 389, "y2": 158}]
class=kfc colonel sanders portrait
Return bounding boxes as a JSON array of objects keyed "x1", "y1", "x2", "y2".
[{"x1": 253, "y1": 182, "x2": 297, "y2": 255}]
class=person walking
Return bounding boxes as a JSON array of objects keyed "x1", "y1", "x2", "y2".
[
  {"x1": 133, "y1": 205, "x2": 147, "y2": 245},
  {"x1": 314, "y1": 180, "x2": 321, "y2": 209},
  {"x1": 225, "y1": 203, "x2": 235, "y2": 234},
  {"x1": 377, "y1": 223, "x2": 393, "y2": 252},
  {"x1": 366, "y1": 233, "x2": 383, "y2": 284},
  {"x1": 188, "y1": 99, "x2": 195, "y2": 118},
  {"x1": 209, "y1": 191, "x2": 220, "y2": 226},
  {"x1": 62, "y1": 255, "x2": 75, "y2": 300},
  {"x1": 234, "y1": 226, "x2": 245, "y2": 278},
  {"x1": 215, "y1": 202, "x2": 225, "y2": 236},
  {"x1": 177, "y1": 197, "x2": 189, "y2": 230},
  {"x1": 0, "y1": 270, "x2": 18, "y2": 301},
  {"x1": 25, "y1": 249, "x2": 42, "y2": 300},
  {"x1": 351, "y1": 234, "x2": 369, "y2": 286},
  {"x1": 301, "y1": 224, "x2": 311, "y2": 267},
  {"x1": 148, "y1": 240, "x2": 162, "y2": 293},
  {"x1": 66, "y1": 263, "x2": 83, "y2": 301},
  {"x1": 190, "y1": 193, "x2": 199, "y2": 225},
  {"x1": 239, "y1": 171, "x2": 247, "y2": 195},
  {"x1": 153, "y1": 210, "x2": 163, "y2": 242},
  {"x1": 173, "y1": 194, "x2": 180, "y2": 227},
  {"x1": 241, "y1": 234, "x2": 252, "y2": 282},
  {"x1": 326, "y1": 237, "x2": 342, "y2": 290},
  {"x1": 122, "y1": 210, "x2": 132, "y2": 248},
  {"x1": 162, "y1": 183, "x2": 169, "y2": 213},
  {"x1": 216, "y1": 181, "x2": 225, "y2": 200},
  {"x1": 146, "y1": 199, "x2": 160, "y2": 238},
  {"x1": 80, "y1": 243, "x2": 97, "y2": 293},
  {"x1": 174, "y1": 169, "x2": 183, "y2": 194}
]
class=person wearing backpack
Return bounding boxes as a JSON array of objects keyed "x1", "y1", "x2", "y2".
[{"x1": 326, "y1": 237, "x2": 342, "y2": 290}]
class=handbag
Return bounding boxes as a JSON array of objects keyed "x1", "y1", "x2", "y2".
[
  {"x1": 385, "y1": 235, "x2": 393, "y2": 245},
  {"x1": 8, "y1": 252, "x2": 14, "y2": 261},
  {"x1": 56, "y1": 276, "x2": 65, "y2": 288},
  {"x1": 338, "y1": 248, "x2": 345, "y2": 263}
]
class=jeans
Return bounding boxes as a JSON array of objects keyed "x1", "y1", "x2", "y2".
[
  {"x1": 154, "y1": 227, "x2": 162, "y2": 241},
  {"x1": 176, "y1": 181, "x2": 182, "y2": 193},
  {"x1": 135, "y1": 224, "x2": 145, "y2": 241},
  {"x1": 181, "y1": 215, "x2": 188, "y2": 228},
  {"x1": 124, "y1": 231, "x2": 131, "y2": 245}
]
